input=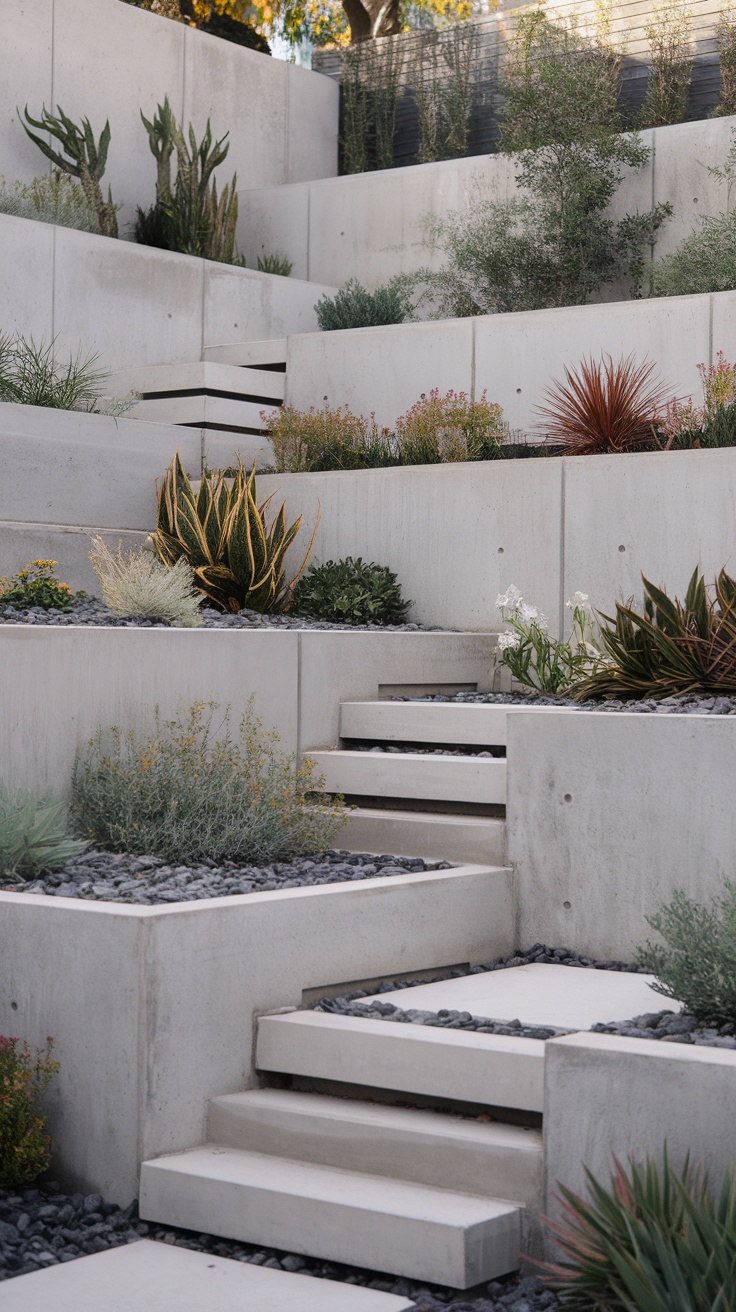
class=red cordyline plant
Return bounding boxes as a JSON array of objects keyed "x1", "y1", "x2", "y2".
[{"x1": 536, "y1": 353, "x2": 673, "y2": 454}]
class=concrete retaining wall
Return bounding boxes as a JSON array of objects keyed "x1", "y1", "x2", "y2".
[
  {"x1": 1, "y1": 214, "x2": 334, "y2": 371},
  {"x1": 260, "y1": 445, "x2": 736, "y2": 635},
  {"x1": 1, "y1": 0, "x2": 338, "y2": 233},
  {"x1": 0, "y1": 863, "x2": 512, "y2": 1201},
  {"x1": 239, "y1": 116, "x2": 736, "y2": 287},
  {"x1": 507, "y1": 709, "x2": 736, "y2": 960}
]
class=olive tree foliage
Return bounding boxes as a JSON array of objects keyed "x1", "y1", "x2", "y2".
[{"x1": 420, "y1": 13, "x2": 671, "y2": 317}]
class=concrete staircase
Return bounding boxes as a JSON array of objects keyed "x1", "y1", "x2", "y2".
[
  {"x1": 107, "y1": 338, "x2": 287, "y2": 472},
  {"x1": 317, "y1": 699, "x2": 512, "y2": 864}
]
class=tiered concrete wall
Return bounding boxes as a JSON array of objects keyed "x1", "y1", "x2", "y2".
[
  {"x1": 1, "y1": 0, "x2": 338, "y2": 232},
  {"x1": 238, "y1": 116, "x2": 736, "y2": 287},
  {"x1": 1, "y1": 214, "x2": 335, "y2": 371}
]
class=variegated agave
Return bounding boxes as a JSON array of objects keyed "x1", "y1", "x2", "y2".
[
  {"x1": 152, "y1": 453, "x2": 317, "y2": 613},
  {"x1": 572, "y1": 567, "x2": 736, "y2": 700}
]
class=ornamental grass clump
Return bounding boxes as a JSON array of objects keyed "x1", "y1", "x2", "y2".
[
  {"x1": 266, "y1": 404, "x2": 391, "y2": 473},
  {"x1": 0, "y1": 1037, "x2": 59, "y2": 1189},
  {"x1": 0, "y1": 559, "x2": 76, "y2": 611},
  {"x1": 393, "y1": 390, "x2": 507, "y2": 464},
  {"x1": 89, "y1": 537, "x2": 203, "y2": 627},
  {"x1": 72, "y1": 701, "x2": 344, "y2": 865},
  {"x1": 0, "y1": 333, "x2": 116, "y2": 413},
  {"x1": 536, "y1": 354, "x2": 671, "y2": 455},
  {"x1": 152, "y1": 452, "x2": 316, "y2": 612},
  {"x1": 292, "y1": 558, "x2": 411, "y2": 626},
  {"x1": 0, "y1": 171, "x2": 99, "y2": 233},
  {"x1": 0, "y1": 779, "x2": 87, "y2": 883},
  {"x1": 572, "y1": 567, "x2": 736, "y2": 701},
  {"x1": 637, "y1": 881, "x2": 736, "y2": 1025},
  {"x1": 541, "y1": 1153, "x2": 736, "y2": 1311},
  {"x1": 496, "y1": 586, "x2": 604, "y2": 695}
]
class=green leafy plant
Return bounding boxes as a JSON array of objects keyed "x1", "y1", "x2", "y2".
[
  {"x1": 639, "y1": 0, "x2": 692, "y2": 128},
  {"x1": 257, "y1": 252, "x2": 293, "y2": 276},
  {"x1": 536, "y1": 354, "x2": 671, "y2": 455},
  {"x1": 394, "y1": 388, "x2": 506, "y2": 463},
  {"x1": 136, "y1": 96, "x2": 240, "y2": 263},
  {"x1": 89, "y1": 537, "x2": 203, "y2": 627},
  {"x1": 541, "y1": 1153, "x2": 736, "y2": 1311},
  {"x1": 315, "y1": 278, "x2": 413, "y2": 331},
  {"x1": 0, "y1": 1037, "x2": 60, "y2": 1189},
  {"x1": 0, "y1": 559, "x2": 76, "y2": 611},
  {"x1": 266, "y1": 403, "x2": 392, "y2": 472},
  {"x1": 20, "y1": 104, "x2": 118, "y2": 238},
  {"x1": 292, "y1": 558, "x2": 411, "y2": 625},
  {"x1": 0, "y1": 332, "x2": 120, "y2": 413},
  {"x1": 152, "y1": 452, "x2": 316, "y2": 612},
  {"x1": 496, "y1": 586, "x2": 604, "y2": 695},
  {"x1": 714, "y1": 8, "x2": 736, "y2": 117},
  {"x1": 0, "y1": 779, "x2": 87, "y2": 883},
  {"x1": 572, "y1": 568, "x2": 736, "y2": 701},
  {"x1": 661, "y1": 352, "x2": 736, "y2": 448},
  {"x1": 72, "y1": 701, "x2": 343, "y2": 865},
  {"x1": 0, "y1": 171, "x2": 99, "y2": 233},
  {"x1": 340, "y1": 39, "x2": 405, "y2": 174},
  {"x1": 652, "y1": 209, "x2": 736, "y2": 297},
  {"x1": 637, "y1": 881, "x2": 736, "y2": 1024}
]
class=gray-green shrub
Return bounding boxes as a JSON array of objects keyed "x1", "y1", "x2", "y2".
[
  {"x1": 0, "y1": 172, "x2": 99, "y2": 233},
  {"x1": 89, "y1": 537, "x2": 203, "y2": 627},
  {"x1": 72, "y1": 701, "x2": 344, "y2": 865},
  {"x1": 0, "y1": 780, "x2": 87, "y2": 883},
  {"x1": 315, "y1": 278, "x2": 413, "y2": 331},
  {"x1": 637, "y1": 880, "x2": 736, "y2": 1024},
  {"x1": 652, "y1": 210, "x2": 736, "y2": 296}
]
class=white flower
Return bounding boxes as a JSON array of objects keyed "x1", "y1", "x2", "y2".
[
  {"x1": 496, "y1": 584, "x2": 523, "y2": 614},
  {"x1": 497, "y1": 630, "x2": 521, "y2": 652},
  {"x1": 518, "y1": 602, "x2": 538, "y2": 624},
  {"x1": 566, "y1": 590, "x2": 591, "y2": 611}
]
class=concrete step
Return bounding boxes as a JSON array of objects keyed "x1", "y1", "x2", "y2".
[
  {"x1": 139, "y1": 1146, "x2": 522, "y2": 1288},
  {"x1": 204, "y1": 338, "x2": 287, "y2": 368},
  {"x1": 129, "y1": 394, "x2": 270, "y2": 433},
  {"x1": 341, "y1": 807, "x2": 506, "y2": 863},
  {"x1": 107, "y1": 361, "x2": 285, "y2": 403},
  {"x1": 208, "y1": 1088, "x2": 543, "y2": 1204},
  {"x1": 341, "y1": 700, "x2": 511, "y2": 746},
  {"x1": 310, "y1": 749, "x2": 507, "y2": 805},
  {"x1": 1, "y1": 1239, "x2": 414, "y2": 1311},
  {"x1": 256, "y1": 1011, "x2": 545, "y2": 1112}
]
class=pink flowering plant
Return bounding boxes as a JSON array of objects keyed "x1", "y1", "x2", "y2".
[
  {"x1": 661, "y1": 352, "x2": 736, "y2": 448},
  {"x1": 496, "y1": 586, "x2": 605, "y2": 694}
]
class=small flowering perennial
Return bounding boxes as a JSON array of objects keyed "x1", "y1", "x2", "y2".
[
  {"x1": 496, "y1": 586, "x2": 604, "y2": 694},
  {"x1": 661, "y1": 352, "x2": 736, "y2": 449},
  {"x1": 0, "y1": 1036, "x2": 59, "y2": 1188}
]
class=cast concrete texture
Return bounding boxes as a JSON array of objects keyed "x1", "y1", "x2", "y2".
[
  {"x1": 340, "y1": 699, "x2": 554, "y2": 744},
  {"x1": 1, "y1": 1239, "x2": 413, "y2": 1311},
  {"x1": 310, "y1": 748, "x2": 507, "y2": 804},
  {"x1": 340, "y1": 809, "x2": 507, "y2": 864},
  {"x1": 360, "y1": 963, "x2": 668, "y2": 1030},
  {"x1": 507, "y1": 710, "x2": 736, "y2": 959},
  {"x1": 544, "y1": 1033, "x2": 736, "y2": 1237},
  {"x1": 0, "y1": 864, "x2": 512, "y2": 1200},
  {"x1": 0, "y1": 627, "x2": 494, "y2": 796},
  {"x1": 256, "y1": 1009, "x2": 544, "y2": 1111},
  {"x1": 0, "y1": 0, "x2": 338, "y2": 227},
  {"x1": 207, "y1": 1088, "x2": 543, "y2": 1202},
  {"x1": 140, "y1": 1146, "x2": 521, "y2": 1286},
  {"x1": 238, "y1": 116, "x2": 736, "y2": 288},
  {"x1": 261, "y1": 443, "x2": 736, "y2": 634},
  {"x1": 0, "y1": 214, "x2": 335, "y2": 372}
]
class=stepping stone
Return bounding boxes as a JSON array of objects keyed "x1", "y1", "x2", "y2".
[
  {"x1": 1, "y1": 1239, "x2": 414, "y2": 1311},
  {"x1": 361, "y1": 963, "x2": 673, "y2": 1031}
]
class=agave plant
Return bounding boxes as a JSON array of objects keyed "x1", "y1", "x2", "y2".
[
  {"x1": 540, "y1": 1153, "x2": 736, "y2": 1312},
  {"x1": 572, "y1": 567, "x2": 736, "y2": 700},
  {"x1": 152, "y1": 453, "x2": 317, "y2": 613},
  {"x1": 537, "y1": 353, "x2": 672, "y2": 454},
  {"x1": 0, "y1": 779, "x2": 87, "y2": 883}
]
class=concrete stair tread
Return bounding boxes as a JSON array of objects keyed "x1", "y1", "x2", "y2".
[
  {"x1": 310, "y1": 749, "x2": 507, "y2": 805},
  {"x1": 256, "y1": 1010, "x2": 545, "y2": 1112},
  {"x1": 129, "y1": 395, "x2": 269, "y2": 431},
  {"x1": 140, "y1": 1147, "x2": 522, "y2": 1286},
  {"x1": 204, "y1": 339, "x2": 287, "y2": 367},
  {"x1": 107, "y1": 361, "x2": 285, "y2": 400},
  {"x1": 341, "y1": 700, "x2": 512, "y2": 746},
  {"x1": 0, "y1": 1239, "x2": 413, "y2": 1311},
  {"x1": 342, "y1": 807, "x2": 505, "y2": 862}
]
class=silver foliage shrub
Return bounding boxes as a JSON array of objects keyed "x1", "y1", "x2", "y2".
[
  {"x1": 0, "y1": 171, "x2": 99, "y2": 233},
  {"x1": 89, "y1": 537, "x2": 204, "y2": 627}
]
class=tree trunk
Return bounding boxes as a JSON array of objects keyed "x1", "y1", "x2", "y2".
[{"x1": 342, "y1": 0, "x2": 401, "y2": 42}]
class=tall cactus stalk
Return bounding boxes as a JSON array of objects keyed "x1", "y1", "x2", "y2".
[{"x1": 20, "y1": 105, "x2": 118, "y2": 238}]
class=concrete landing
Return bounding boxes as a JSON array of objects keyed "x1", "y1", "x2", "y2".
[
  {"x1": 361, "y1": 963, "x2": 674, "y2": 1031},
  {"x1": 0, "y1": 1239, "x2": 414, "y2": 1311}
]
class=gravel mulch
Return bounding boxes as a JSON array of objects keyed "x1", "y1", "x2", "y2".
[
  {"x1": 394, "y1": 691, "x2": 736, "y2": 715},
  {"x1": 344, "y1": 742, "x2": 506, "y2": 758},
  {"x1": 6, "y1": 850, "x2": 449, "y2": 905},
  {"x1": 0, "y1": 1183, "x2": 559, "y2": 1309},
  {"x1": 0, "y1": 599, "x2": 434, "y2": 632},
  {"x1": 591, "y1": 1009, "x2": 736, "y2": 1049}
]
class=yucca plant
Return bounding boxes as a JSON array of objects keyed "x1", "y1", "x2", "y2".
[
  {"x1": 572, "y1": 567, "x2": 736, "y2": 700},
  {"x1": 20, "y1": 104, "x2": 118, "y2": 238},
  {"x1": 0, "y1": 779, "x2": 87, "y2": 883},
  {"x1": 541, "y1": 1153, "x2": 736, "y2": 1311},
  {"x1": 537, "y1": 354, "x2": 671, "y2": 455},
  {"x1": 152, "y1": 453, "x2": 317, "y2": 613}
]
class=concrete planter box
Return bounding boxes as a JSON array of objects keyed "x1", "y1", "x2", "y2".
[{"x1": 0, "y1": 864, "x2": 513, "y2": 1202}]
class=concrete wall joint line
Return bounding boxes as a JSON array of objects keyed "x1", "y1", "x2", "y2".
[
  {"x1": 471, "y1": 317, "x2": 476, "y2": 403},
  {"x1": 559, "y1": 460, "x2": 566, "y2": 639},
  {"x1": 709, "y1": 292, "x2": 714, "y2": 363},
  {"x1": 136, "y1": 916, "x2": 150, "y2": 1202}
]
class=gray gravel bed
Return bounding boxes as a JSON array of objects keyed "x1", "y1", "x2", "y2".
[
  {"x1": 345, "y1": 742, "x2": 506, "y2": 758},
  {"x1": 591, "y1": 1009, "x2": 736, "y2": 1048},
  {"x1": 0, "y1": 598, "x2": 435, "y2": 632},
  {"x1": 0, "y1": 1183, "x2": 559, "y2": 1308},
  {"x1": 394, "y1": 690, "x2": 736, "y2": 715},
  {"x1": 7, "y1": 849, "x2": 449, "y2": 904}
]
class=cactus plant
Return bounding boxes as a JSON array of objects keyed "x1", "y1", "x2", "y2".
[{"x1": 20, "y1": 104, "x2": 118, "y2": 238}]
